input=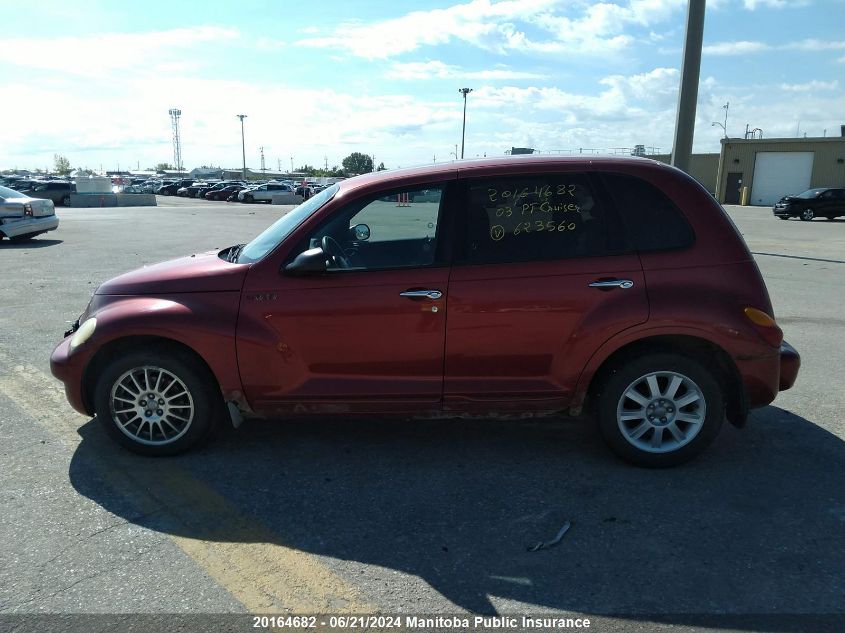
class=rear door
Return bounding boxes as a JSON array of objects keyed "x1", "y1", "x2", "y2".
[{"x1": 444, "y1": 171, "x2": 648, "y2": 414}]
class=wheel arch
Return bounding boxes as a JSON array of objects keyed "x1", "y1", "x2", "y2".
[
  {"x1": 81, "y1": 335, "x2": 223, "y2": 416},
  {"x1": 580, "y1": 334, "x2": 747, "y2": 427}
]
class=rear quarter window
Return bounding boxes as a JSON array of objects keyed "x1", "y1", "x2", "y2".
[{"x1": 601, "y1": 172, "x2": 695, "y2": 252}]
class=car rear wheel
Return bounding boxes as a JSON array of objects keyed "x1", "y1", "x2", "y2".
[
  {"x1": 94, "y1": 350, "x2": 221, "y2": 456},
  {"x1": 243, "y1": 194, "x2": 254, "y2": 203},
  {"x1": 596, "y1": 353, "x2": 723, "y2": 467},
  {"x1": 800, "y1": 209, "x2": 815, "y2": 221},
  {"x1": 61, "y1": 194, "x2": 72, "y2": 206}
]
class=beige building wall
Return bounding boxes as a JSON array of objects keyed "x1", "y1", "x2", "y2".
[
  {"x1": 652, "y1": 153, "x2": 719, "y2": 193},
  {"x1": 714, "y1": 137, "x2": 845, "y2": 204}
]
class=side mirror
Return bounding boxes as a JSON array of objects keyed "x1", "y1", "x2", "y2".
[
  {"x1": 351, "y1": 223, "x2": 370, "y2": 241},
  {"x1": 283, "y1": 247, "x2": 328, "y2": 275}
]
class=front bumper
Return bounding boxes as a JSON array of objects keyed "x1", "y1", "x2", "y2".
[
  {"x1": 50, "y1": 335, "x2": 89, "y2": 415},
  {"x1": 779, "y1": 340, "x2": 800, "y2": 391}
]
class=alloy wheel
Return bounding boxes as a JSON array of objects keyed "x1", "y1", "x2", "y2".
[{"x1": 616, "y1": 371, "x2": 706, "y2": 454}]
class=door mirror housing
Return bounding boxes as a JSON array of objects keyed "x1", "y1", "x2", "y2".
[
  {"x1": 284, "y1": 247, "x2": 328, "y2": 275},
  {"x1": 351, "y1": 223, "x2": 370, "y2": 241}
]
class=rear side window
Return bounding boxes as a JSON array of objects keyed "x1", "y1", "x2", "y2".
[
  {"x1": 463, "y1": 174, "x2": 629, "y2": 264},
  {"x1": 601, "y1": 172, "x2": 694, "y2": 252}
]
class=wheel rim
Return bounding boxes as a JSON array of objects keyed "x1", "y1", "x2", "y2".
[
  {"x1": 616, "y1": 371, "x2": 706, "y2": 454},
  {"x1": 109, "y1": 366, "x2": 195, "y2": 446},
  {"x1": 802, "y1": 209, "x2": 814, "y2": 220}
]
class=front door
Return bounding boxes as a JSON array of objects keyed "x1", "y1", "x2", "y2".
[
  {"x1": 237, "y1": 183, "x2": 452, "y2": 416},
  {"x1": 444, "y1": 172, "x2": 649, "y2": 414}
]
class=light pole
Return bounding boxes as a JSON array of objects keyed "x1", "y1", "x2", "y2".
[
  {"x1": 711, "y1": 101, "x2": 729, "y2": 138},
  {"x1": 458, "y1": 88, "x2": 473, "y2": 159},
  {"x1": 236, "y1": 115, "x2": 247, "y2": 180}
]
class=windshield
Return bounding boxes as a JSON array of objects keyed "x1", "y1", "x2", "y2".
[
  {"x1": 795, "y1": 188, "x2": 826, "y2": 199},
  {"x1": 237, "y1": 183, "x2": 339, "y2": 264},
  {"x1": 0, "y1": 185, "x2": 28, "y2": 200}
]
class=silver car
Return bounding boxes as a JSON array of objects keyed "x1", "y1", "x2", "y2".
[{"x1": 0, "y1": 185, "x2": 59, "y2": 241}]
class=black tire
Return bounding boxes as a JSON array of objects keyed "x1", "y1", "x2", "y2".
[
  {"x1": 800, "y1": 209, "x2": 814, "y2": 221},
  {"x1": 243, "y1": 194, "x2": 254, "y2": 203},
  {"x1": 595, "y1": 353, "x2": 724, "y2": 468},
  {"x1": 163, "y1": 189, "x2": 172, "y2": 196},
  {"x1": 93, "y1": 348, "x2": 222, "y2": 456},
  {"x1": 61, "y1": 194, "x2": 72, "y2": 207}
]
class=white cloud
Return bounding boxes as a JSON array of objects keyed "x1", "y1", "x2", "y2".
[
  {"x1": 783, "y1": 39, "x2": 845, "y2": 51},
  {"x1": 297, "y1": 0, "x2": 685, "y2": 59},
  {"x1": 385, "y1": 61, "x2": 546, "y2": 80},
  {"x1": 742, "y1": 0, "x2": 809, "y2": 9},
  {"x1": 703, "y1": 40, "x2": 771, "y2": 55},
  {"x1": 0, "y1": 27, "x2": 239, "y2": 76},
  {"x1": 780, "y1": 80, "x2": 840, "y2": 91}
]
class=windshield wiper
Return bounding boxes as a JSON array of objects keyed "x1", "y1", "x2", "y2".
[{"x1": 227, "y1": 243, "x2": 246, "y2": 263}]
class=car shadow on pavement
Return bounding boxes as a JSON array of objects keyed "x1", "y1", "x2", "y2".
[
  {"x1": 69, "y1": 406, "x2": 844, "y2": 628},
  {"x1": 1, "y1": 239, "x2": 63, "y2": 249}
]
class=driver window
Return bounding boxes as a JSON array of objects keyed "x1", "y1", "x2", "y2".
[{"x1": 306, "y1": 186, "x2": 444, "y2": 271}]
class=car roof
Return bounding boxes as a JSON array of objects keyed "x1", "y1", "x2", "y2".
[{"x1": 334, "y1": 155, "x2": 664, "y2": 196}]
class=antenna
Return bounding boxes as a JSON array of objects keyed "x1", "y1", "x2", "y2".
[{"x1": 168, "y1": 109, "x2": 183, "y2": 172}]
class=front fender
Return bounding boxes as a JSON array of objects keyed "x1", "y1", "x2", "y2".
[{"x1": 72, "y1": 292, "x2": 245, "y2": 411}]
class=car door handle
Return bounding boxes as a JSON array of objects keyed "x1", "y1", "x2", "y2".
[
  {"x1": 400, "y1": 289, "x2": 443, "y2": 300},
  {"x1": 588, "y1": 279, "x2": 634, "y2": 289}
]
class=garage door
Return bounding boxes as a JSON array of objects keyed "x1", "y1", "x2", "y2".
[{"x1": 751, "y1": 152, "x2": 814, "y2": 206}]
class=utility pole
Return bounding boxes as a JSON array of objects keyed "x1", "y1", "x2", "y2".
[
  {"x1": 236, "y1": 114, "x2": 247, "y2": 180},
  {"x1": 169, "y1": 108, "x2": 183, "y2": 172},
  {"x1": 290, "y1": 156, "x2": 294, "y2": 173},
  {"x1": 324, "y1": 155, "x2": 328, "y2": 171},
  {"x1": 458, "y1": 88, "x2": 473, "y2": 159},
  {"x1": 259, "y1": 146, "x2": 266, "y2": 175},
  {"x1": 670, "y1": 0, "x2": 706, "y2": 174}
]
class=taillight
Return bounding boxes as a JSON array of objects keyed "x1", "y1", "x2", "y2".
[
  {"x1": 744, "y1": 307, "x2": 783, "y2": 347},
  {"x1": 23, "y1": 203, "x2": 33, "y2": 217}
]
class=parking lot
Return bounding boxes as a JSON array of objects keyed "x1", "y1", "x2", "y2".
[{"x1": 1, "y1": 199, "x2": 843, "y2": 631}]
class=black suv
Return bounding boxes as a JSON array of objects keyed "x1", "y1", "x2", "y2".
[
  {"x1": 16, "y1": 181, "x2": 76, "y2": 206},
  {"x1": 773, "y1": 187, "x2": 845, "y2": 221}
]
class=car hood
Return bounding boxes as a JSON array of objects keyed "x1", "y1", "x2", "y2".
[{"x1": 96, "y1": 249, "x2": 248, "y2": 295}]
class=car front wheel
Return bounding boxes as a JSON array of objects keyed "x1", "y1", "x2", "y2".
[
  {"x1": 61, "y1": 194, "x2": 72, "y2": 206},
  {"x1": 94, "y1": 350, "x2": 220, "y2": 456},
  {"x1": 596, "y1": 353, "x2": 723, "y2": 467},
  {"x1": 800, "y1": 209, "x2": 815, "y2": 221}
]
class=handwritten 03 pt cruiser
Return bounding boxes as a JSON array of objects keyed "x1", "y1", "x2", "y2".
[{"x1": 51, "y1": 157, "x2": 800, "y2": 467}]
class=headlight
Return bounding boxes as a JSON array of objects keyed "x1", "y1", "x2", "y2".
[{"x1": 70, "y1": 317, "x2": 97, "y2": 350}]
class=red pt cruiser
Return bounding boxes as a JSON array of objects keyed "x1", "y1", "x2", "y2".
[{"x1": 51, "y1": 157, "x2": 800, "y2": 466}]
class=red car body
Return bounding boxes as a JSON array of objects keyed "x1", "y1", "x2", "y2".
[{"x1": 51, "y1": 156, "x2": 799, "y2": 464}]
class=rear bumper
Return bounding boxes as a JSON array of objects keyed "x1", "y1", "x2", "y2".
[
  {"x1": 1, "y1": 215, "x2": 59, "y2": 238},
  {"x1": 779, "y1": 340, "x2": 800, "y2": 391}
]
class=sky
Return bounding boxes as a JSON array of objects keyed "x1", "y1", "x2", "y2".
[{"x1": 2, "y1": 0, "x2": 844, "y2": 173}]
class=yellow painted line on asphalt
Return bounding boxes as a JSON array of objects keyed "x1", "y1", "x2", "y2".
[{"x1": 0, "y1": 347, "x2": 374, "y2": 614}]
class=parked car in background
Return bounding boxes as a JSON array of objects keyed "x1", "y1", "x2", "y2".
[
  {"x1": 205, "y1": 185, "x2": 246, "y2": 201},
  {"x1": 15, "y1": 180, "x2": 76, "y2": 206},
  {"x1": 51, "y1": 156, "x2": 799, "y2": 466},
  {"x1": 197, "y1": 181, "x2": 244, "y2": 199},
  {"x1": 158, "y1": 179, "x2": 194, "y2": 196},
  {"x1": 294, "y1": 185, "x2": 313, "y2": 199},
  {"x1": 183, "y1": 183, "x2": 212, "y2": 198},
  {"x1": 772, "y1": 187, "x2": 845, "y2": 221},
  {"x1": 0, "y1": 185, "x2": 59, "y2": 241},
  {"x1": 238, "y1": 182, "x2": 295, "y2": 203}
]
